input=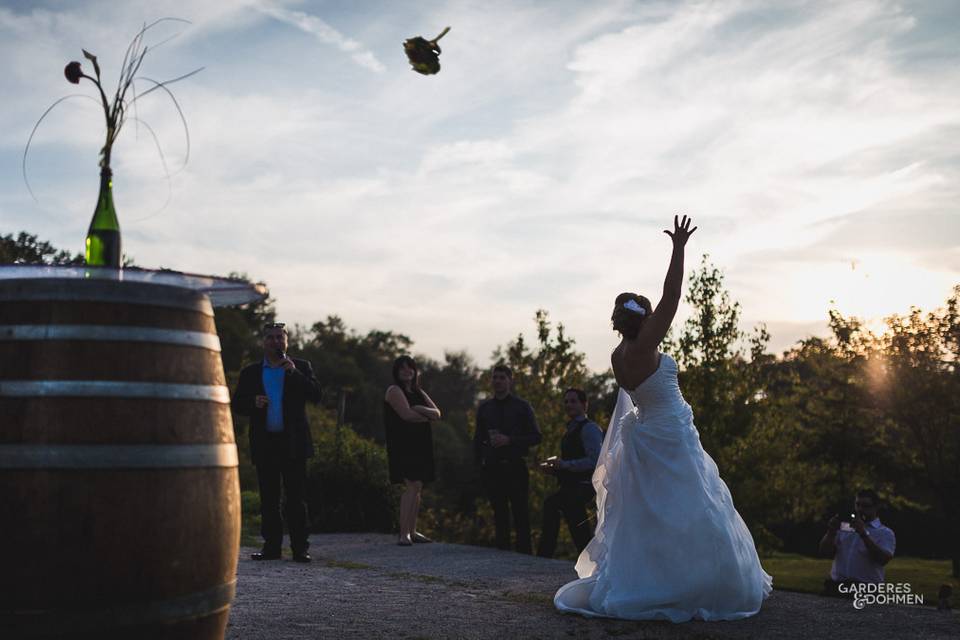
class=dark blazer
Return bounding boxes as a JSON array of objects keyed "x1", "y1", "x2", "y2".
[
  {"x1": 473, "y1": 394, "x2": 542, "y2": 465},
  {"x1": 231, "y1": 357, "x2": 323, "y2": 465}
]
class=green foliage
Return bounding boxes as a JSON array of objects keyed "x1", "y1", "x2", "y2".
[
  {"x1": 874, "y1": 286, "x2": 960, "y2": 576},
  {"x1": 762, "y1": 552, "x2": 958, "y2": 605},
  {"x1": 304, "y1": 405, "x2": 398, "y2": 533},
  {"x1": 493, "y1": 310, "x2": 592, "y2": 460},
  {"x1": 0, "y1": 231, "x2": 83, "y2": 265},
  {"x1": 213, "y1": 273, "x2": 277, "y2": 375},
  {"x1": 487, "y1": 310, "x2": 613, "y2": 556},
  {"x1": 668, "y1": 255, "x2": 778, "y2": 543},
  {"x1": 676, "y1": 254, "x2": 743, "y2": 369},
  {"x1": 240, "y1": 490, "x2": 262, "y2": 546},
  {"x1": 294, "y1": 316, "x2": 413, "y2": 440},
  {"x1": 0, "y1": 230, "x2": 138, "y2": 266},
  {"x1": 672, "y1": 256, "x2": 766, "y2": 460},
  {"x1": 8, "y1": 228, "x2": 959, "y2": 574}
]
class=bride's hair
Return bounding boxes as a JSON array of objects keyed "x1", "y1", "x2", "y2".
[{"x1": 611, "y1": 292, "x2": 652, "y2": 339}]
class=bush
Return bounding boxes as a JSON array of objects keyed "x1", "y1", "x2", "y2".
[
  {"x1": 304, "y1": 406, "x2": 398, "y2": 533},
  {"x1": 240, "y1": 490, "x2": 262, "y2": 543}
]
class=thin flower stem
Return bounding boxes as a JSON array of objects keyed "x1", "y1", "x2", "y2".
[
  {"x1": 122, "y1": 45, "x2": 149, "y2": 100},
  {"x1": 115, "y1": 26, "x2": 143, "y2": 115},
  {"x1": 22, "y1": 94, "x2": 100, "y2": 202},
  {"x1": 129, "y1": 67, "x2": 204, "y2": 104},
  {"x1": 133, "y1": 76, "x2": 194, "y2": 171},
  {"x1": 81, "y1": 72, "x2": 111, "y2": 118},
  {"x1": 26, "y1": 18, "x2": 198, "y2": 212},
  {"x1": 123, "y1": 116, "x2": 174, "y2": 222}
]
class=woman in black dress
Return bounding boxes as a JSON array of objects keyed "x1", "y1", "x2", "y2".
[{"x1": 384, "y1": 356, "x2": 441, "y2": 546}]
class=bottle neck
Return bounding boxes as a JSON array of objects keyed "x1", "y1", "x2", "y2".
[{"x1": 91, "y1": 168, "x2": 119, "y2": 229}]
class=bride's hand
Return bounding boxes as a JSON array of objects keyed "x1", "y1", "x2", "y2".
[{"x1": 664, "y1": 214, "x2": 697, "y2": 246}]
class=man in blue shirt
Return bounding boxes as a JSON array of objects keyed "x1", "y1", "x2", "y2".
[
  {"x1": 232, "y1": 322, "x2": 322, "y2": 563},
  {"x1": 537, "y1": 388, "x2": 603, "y2": 558},
  {"x1": 820, "y1": 489, "x2": 896, "y2": 593}
]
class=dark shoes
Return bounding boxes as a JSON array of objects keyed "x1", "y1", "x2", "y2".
[
  {"x1": 398, "y1": 532, "x2": 432, "y2": 546},
  {"x1": 251, "y1": 547, "x2": 310, "y2": 562}
]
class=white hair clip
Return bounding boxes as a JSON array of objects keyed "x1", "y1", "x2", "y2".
[{"x1": 623, "y1": 299, "x2": 647, "y2": 315}]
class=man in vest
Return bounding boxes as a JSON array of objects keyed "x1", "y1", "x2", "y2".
[{"x1": 536, "y1": 387, "x2": 604, "y2": 558}]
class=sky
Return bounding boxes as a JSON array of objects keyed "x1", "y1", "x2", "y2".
[{"x1": 1, "y1": 0, "x2": 958, "y2": 372}]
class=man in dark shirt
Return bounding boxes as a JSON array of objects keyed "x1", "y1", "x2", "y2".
[
  {"x1": 474, "y1": 364, "x2": 542, "y2": 553},
  {"x1": 537, "y1": 388, "x2": 603, "y2": 558}
]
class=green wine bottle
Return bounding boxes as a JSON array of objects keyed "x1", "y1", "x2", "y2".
[{"x1": 85, "y1": 168, "x2": 122, "y2": 267}]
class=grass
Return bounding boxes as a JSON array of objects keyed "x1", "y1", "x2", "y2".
[
  {"x1": 762, "y1": 552, "x2": 958, "y2": 605},
  {"x1": 385, "y1": 571, "x2": 476, "y2": 590},
  {"x1": 324, "y1": 559, "x2": 372, "y2": 570},
  {"x1": 240, "y1": 490, "x2": 262, "y2": 546}
]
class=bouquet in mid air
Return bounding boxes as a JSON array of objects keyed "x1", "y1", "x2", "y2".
[{"x1": 403, "y1": 27, "x2": 450, "y2": 75}]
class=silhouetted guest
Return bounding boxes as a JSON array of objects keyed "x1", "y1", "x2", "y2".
[
  {"x1": 232, "y1": 322, "x2": 322, "y2": 563},
  {"x1": 384, "y1": 356, "x2": 441, "y2": 546},
  {"x1": 937, "y1": 584, "x2": 952, "y2": 611},
  {"x1": 820, "y1": 489, "x2": 895, "y2": 595},
  {"x1": 537, "y1": 388, "x2": 603, "y2": 558},
  {"x1": 474, "y1": 364, "x2": 542, "y2": 554}
]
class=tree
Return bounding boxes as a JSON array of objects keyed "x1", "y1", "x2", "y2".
[
  {"x1": 666, "y1": 255, "x2": 788, "y2": 548},
  {"x1": 295, "y1": 316, "x2": 413, "y2": 441},
  {"x1": 488, "y1": 309, "x2": 614, "y2": 555},
  {"x1": 671, "y1": 255, "x2": 770, "y2": 462},
  {"x1": 0, "y1": 231, "x2": 83, "y2": 265},
  {"x1": 492, "y1": 310, "x2": 593, "y2": 461},
  {"x1": 876, "y1": 287, "x2": 960, "y2": 576},
  {"x1": 214, "y1": 272, "x2": 277, "y2": 377}
]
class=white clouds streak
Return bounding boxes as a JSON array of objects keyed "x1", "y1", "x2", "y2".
[
  {"x1": 1, "y1": 0, "x2": 958, "y2": 370},
  {"x1": 253, "y1": 1, "x2": 386, "y2": 72}
]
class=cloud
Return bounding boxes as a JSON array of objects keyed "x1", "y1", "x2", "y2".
[
  {"x1": 252, "y1": 1, "x2": 385, "y2": 72},
  {"x1": 1, "y1": 0, "x2": 958, "y2": 373}
]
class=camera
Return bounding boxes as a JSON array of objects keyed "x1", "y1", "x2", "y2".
[
  {"x1": 839, "y1": 512, "x2": 856, "y2": 531},
  {"x1": 540, "y1": 456, "x2": 559, "y2": 468}
]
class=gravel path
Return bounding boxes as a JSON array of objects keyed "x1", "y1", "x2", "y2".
[{"x1": 226, "y1": 533, "x2": 958, "y2": 639}]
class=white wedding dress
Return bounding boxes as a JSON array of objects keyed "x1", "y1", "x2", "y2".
[{"x1": 554, "y1": 353, "x2": 772, "y2": 622}]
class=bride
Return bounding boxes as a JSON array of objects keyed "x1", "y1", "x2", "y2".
[{"x1": 554, "y1": 215, "x2": 772, "y2": 622}]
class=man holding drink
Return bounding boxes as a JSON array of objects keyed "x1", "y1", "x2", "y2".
[
  {"x1": 474, "y1": 364, "x2": 542, "y2": 554},
  {"x1": 232, "y1": 322, "x2": 323, "y2": 563}
]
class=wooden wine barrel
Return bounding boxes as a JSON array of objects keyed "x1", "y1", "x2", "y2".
[{"x1": 0, "y1": 278, "x2": 239, "y2": 640}]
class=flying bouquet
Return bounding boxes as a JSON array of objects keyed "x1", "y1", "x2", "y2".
[{"x1": 403, "y1": 27, "x2": 450, "y2": 75}]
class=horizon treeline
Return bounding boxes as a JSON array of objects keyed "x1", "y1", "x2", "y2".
[{"x1": 4, "y1": 230, "x2": 958, "y2": 576}]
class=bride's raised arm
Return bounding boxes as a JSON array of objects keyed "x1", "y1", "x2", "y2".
[{"x1": 637, "y1": 214, "x2": 697, "y2": 349}]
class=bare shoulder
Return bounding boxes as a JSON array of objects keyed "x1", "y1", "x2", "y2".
[
  {"x1": 614, "y1": 341, "x2": 660, "y2": 389},
  {"x1": 611, "y1": 343, "x2": 629, "y2": 386},
  {"x1": 385, "y1": 385, "x2": 403, "y2": 401},
  {"x1": 616, "y1": 337, "x2": 647, "y2": 362},
  {"x1": 610, "y1": 343, "x2": 623, "y2": 369}
]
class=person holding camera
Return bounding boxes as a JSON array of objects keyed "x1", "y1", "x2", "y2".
[
  {"x1": 536, "y1": 388, "x2": 603, "y2": 559},
  {"x1": 819, "y1": 489, "x2": 896, "y2": 593}
]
